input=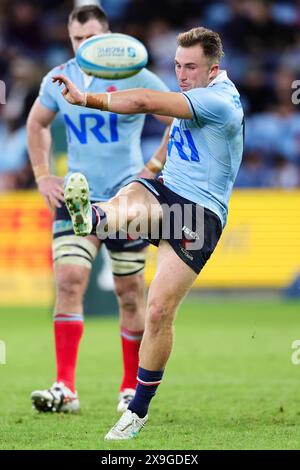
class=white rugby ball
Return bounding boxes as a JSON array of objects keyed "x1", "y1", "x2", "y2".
[{"x1": 76, "y1": 33, "x2": 148, "y2": 79}]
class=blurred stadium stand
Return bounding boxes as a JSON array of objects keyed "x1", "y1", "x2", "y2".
[
  {"x1": 0, "y1": 0, "x2": 300, "y2": 186},
  {"x1": 0, "y1": 0, "x2": 300, "y2": 304}
]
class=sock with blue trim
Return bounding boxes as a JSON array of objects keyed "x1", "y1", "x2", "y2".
[{"x1": 128, "y1": 367, "x2": 164, "y2": 418}]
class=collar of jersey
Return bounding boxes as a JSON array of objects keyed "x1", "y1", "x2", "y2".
[
  {"x1": 74, "y1": 59, "x2": 95, "y2": 89},
  {"x1": 207, "y1": 70, "x2": 228, "y2": 88},
  {"x1": 82, "y1": 70, "x2": 94, "y2": 89}
]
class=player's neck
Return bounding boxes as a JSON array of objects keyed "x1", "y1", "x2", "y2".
[{"x1": 207, "y1": 70, "x2": 227, "y2": 87}]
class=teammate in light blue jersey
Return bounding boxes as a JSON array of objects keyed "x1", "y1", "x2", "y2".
[
  {"x1": 27, "y1": 5, "x2": 171, "y2": 417},
  {"x1": 53, "y1": 26, "x2": 244, "y2": 440}
]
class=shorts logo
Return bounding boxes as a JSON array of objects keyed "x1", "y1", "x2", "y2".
[
  {"x1": 182, "y1": 225, "x2": 199, "y2": 240},
  {"x1": 180, "y1": 246, "x2": 194, "y2": 260}
]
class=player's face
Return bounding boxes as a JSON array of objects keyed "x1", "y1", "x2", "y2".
[
  {"x1": 69, "y1": 19, "x2": 109, "y2": 53},
  {"x1": 175, "y1": 45, "x2": 219, "y2": 91}
]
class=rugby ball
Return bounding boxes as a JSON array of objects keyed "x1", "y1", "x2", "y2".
[{"x1": 76, "y1": 33, "x2": 148, "y2": 79}]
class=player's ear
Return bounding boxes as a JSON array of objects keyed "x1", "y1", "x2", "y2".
[{"x1": 208, "y1": 64, "x2": 219, "y2": 81}]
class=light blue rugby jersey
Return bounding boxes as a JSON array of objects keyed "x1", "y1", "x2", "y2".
[
  {"x1": 39, "y1": 58, "x2": 168, "y2": 200},
  {"x1": 162, "y1": 71, "x2": 244, "y2": 227}
]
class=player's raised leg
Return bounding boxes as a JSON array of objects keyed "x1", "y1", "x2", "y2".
[{"x1": 65, "y1": 173, "x2": 163, "y2": 239}]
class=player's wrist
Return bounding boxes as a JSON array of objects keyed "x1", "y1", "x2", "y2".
[
  {"x1": 81, "y1": 92, "x2": 87, "y2": 107},
  {"x1": 85, "y1": 92, "x2": 111, "y2": 111},
  {"x1": 33, "y1": 164, "x2": 50, "y2": 182},
  {"x1": 146, "y1": 157, "x2": 164, "y2": 174}
]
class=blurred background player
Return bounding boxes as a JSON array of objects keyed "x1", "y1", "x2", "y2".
[{"x1": 27, "y1": 4, "x2": 171, "y2": 413}]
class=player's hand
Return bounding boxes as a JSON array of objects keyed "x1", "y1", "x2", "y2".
[
  {"x1": 37, "y1": 174, "x2": 65, "y2": 210},
  {"x1": 137, "y1": 166, "x2": 156, "y2": 179},
  {"x1": 52, "y1": 75, "x2": 85, "y2": 106}
]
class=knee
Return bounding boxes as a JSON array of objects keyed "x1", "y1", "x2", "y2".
[
  {"x1": 115, "y1": 283, "x2": 141, "y2": 315},
  {"x1": 56, "y1": 267, "x2": 86, "y2": 300},
  {"x1": 127, "y1": 203, "x2": 144, "y2": 223},
  {"x1": 110, "y1": 193, "x2": 141, "y2": 223},
  {"x1": 146, "y1": 300, "x2": 173, "y2": 334}
]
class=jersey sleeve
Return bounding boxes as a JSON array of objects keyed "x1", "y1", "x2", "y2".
[
  {"x1": 38, "y1": 70, "x2": 60, "y2": 112},
  {"x1": 137, "y1": 68, "x2": 169, "y2": 92},
  {"x1": 183, "y1": 87, "x2": 229, "y2": 125}
]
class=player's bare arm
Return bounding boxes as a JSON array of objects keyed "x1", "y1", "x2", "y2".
[
  {"x1": 27, "y1": 99, "x2": 65, "y2": 209},
  {"x1": 52, "y1": 74, "x2": 192, "y2": 120}
]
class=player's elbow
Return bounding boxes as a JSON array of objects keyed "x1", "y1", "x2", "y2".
[
  {"x1": 26, "y1": 113, "x2": 38, "y2": 136},
  {"x1": 26, "y1": 115, "x2": 42, "y2": 139},
  {"x1": 26, "y1": 110, "x2": 49, "y2": 136}
]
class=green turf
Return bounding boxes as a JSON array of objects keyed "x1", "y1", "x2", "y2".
[{"x1": 0, "y1": 297, "x2": 300, "y2": 450}]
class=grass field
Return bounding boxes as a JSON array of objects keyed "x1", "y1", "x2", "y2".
[{"x1": 0, "y1": 296, "x2": 300, "y2": 450}]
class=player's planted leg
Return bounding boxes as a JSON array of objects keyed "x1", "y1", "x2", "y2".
[{"x1": 105, "y1": 242, "x2": 197, "y2": 440}]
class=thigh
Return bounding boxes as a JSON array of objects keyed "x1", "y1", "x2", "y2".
[
  {"x1": 53, "y1": 202, "x2": 101, "y2": 268},
  {"x1": 53, "y1": 204, "x2": 101, "y2": 290},
  {"x1": 107, "y1": 240, "x2": 147, "y2": 276},
  {"x1": 53, "y1": 232, "x2": 100, "y2": 267},
  {"x1": 101, "y1": 182, "x2": 163, "y2": 220},
  {"x1": 109, "y1": 246, "x2": 147, "y2": 303},
  {"x1": 110, "y1": 246, "x2": 146, "y2": 300},
  {"x1": 147, "y1": 241, "x2": 197, "y2": 310}
]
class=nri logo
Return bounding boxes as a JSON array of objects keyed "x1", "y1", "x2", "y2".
[
  {"x1": 64, "y1": 113, "x2": 119, "y2": 144},
  {"x1": 0, "y1": 341, "x2": 6, "y2": 365}
]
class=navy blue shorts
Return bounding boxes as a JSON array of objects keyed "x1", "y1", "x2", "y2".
[
  {"x1": 54, "y1": 203, "x2": 148, "y2": 252},
  {"x1": 134, "y1": 178, "x2": 223, "y2": 274}
]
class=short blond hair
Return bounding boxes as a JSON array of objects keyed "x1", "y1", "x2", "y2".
[{"x1": 177, "y1": 27, "x2": 224, "y2": 64}]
